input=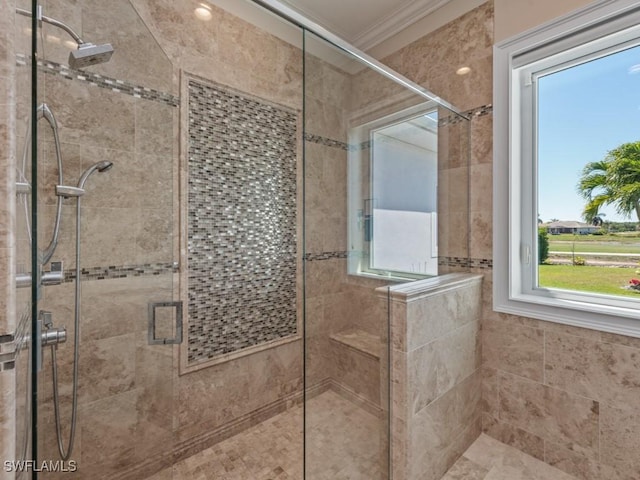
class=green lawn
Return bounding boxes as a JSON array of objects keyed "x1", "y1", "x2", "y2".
[
  {"x1": 538, "y1": 264, "x2": 640, "y2": 298},
  {"x1": 549, "y1": 233, "x2": 640, "y2": 243}
]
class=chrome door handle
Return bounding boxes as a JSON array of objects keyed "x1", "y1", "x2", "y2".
[{"x1": 148, "y1": 301, "x2": 183, "y2": 345}]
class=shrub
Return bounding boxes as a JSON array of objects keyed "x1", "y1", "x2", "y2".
[
  {"x1": 573, "y1": 256, "x2": 586, "y2": 266},
  {"x1": 538, "y1": 227, "x2": 549, "y2": 264}
]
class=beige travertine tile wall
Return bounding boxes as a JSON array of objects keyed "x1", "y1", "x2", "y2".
[
  {"x1": 481, "y1": 297, "x2": 640, "y2": 480},
  {"x1": 388, "y1": 273, "x2": 483, "y2": 480},
  {"x1": 381, "y1": 2, "x2": 491, "y2": 267},
  {"x1": 382, "y1": 1, "x2": 640, "y2": 479},
  {"x1": 349, "y1": 58, "x2": 473, "y2": 268}
]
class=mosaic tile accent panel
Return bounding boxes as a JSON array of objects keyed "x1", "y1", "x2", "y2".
[
  {"x1": 187, "y1": 79, "x2": 298, "y2": 364},
  {"x1": 16, "y1": 54, "x2": 179, "y2": 107}
]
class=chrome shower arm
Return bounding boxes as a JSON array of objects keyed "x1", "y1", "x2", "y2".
[{"x1": 16, "y1": 7, "x2": 86, "y2": 46}]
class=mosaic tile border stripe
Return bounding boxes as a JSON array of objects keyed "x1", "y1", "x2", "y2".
[
  {"x1": 16, "y1": 54, "x2": 179, "y2": 107},
  {"x1": 0, "y1": 333, "x2": 16, "y2": 371},
  {"x1": 439, "y1": 103, "x2": 493, "y2": 126},
  {"x1": 470, "y1": 257, "x2": 493, "y2": 269},
  {"x1": 304, "y1": 251, "x2": 349, "y2": 261},
  {"x1": 304, "y1": 133, "x2": 348, "y2": 150},
  {"x1": 438, "y1": 256, "x2": 493, "y2": 269},
  {"x1": 62, "y1": 262, "x2": 177, "y2": 283},
  {"x1": 305, "y1": 252, "x2": 494, "y2": 268},
  {"x1": 304, "y1": 133, "x2": 373, "y2": 153},
  {"x1": 0, "y1": 309, "x2": 30, "y2": 372}
]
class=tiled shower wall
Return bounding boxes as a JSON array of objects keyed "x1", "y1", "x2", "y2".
[{"x1": 385, "y1": 2, "x2": 640, "y2": 479}]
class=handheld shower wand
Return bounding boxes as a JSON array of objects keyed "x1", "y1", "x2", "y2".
[{"x1": 50, "y1": 161, "x2": 113, "y2": 460}]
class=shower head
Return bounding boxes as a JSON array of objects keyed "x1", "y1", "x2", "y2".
[
  {"x1": 15, "y1": 8, "x2": 114, "y2": 69},
  {"x1": 69, "y1": 43, "x2": 114, "y2": 69},
  {"x1": 77, "y1": 161, "x2": 113, "y2": 189}
]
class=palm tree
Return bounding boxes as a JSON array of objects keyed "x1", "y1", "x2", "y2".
[{"x1": 577, "y1": 141, "x2": 640, "y2": 225}]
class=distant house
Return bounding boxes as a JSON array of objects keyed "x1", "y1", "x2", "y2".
[{"x1": 542, "y1": 221, "x2": 600, "y2": 235}]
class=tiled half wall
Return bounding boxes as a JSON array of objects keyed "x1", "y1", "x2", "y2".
[{"x1": 186, "y1": 78, "x2": 299, "y2": 365}]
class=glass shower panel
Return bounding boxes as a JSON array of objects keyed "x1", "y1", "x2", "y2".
[
  {"x1": 12, "y1": 0, "x2": 36, "y2": 472},
  {"x1": 32, "y1": 0, "x2": 178, "y2": 477},
  {"x1": 303, "y1": 29, "x2": 434, "y2": 479}
]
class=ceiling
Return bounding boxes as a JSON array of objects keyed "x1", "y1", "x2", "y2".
[
  {"x1": 207, "y1": 0, "x2": 482, "y2": 63},
  {"x1": 280, "y1": 0, "x2": 453, "y2": 50}
]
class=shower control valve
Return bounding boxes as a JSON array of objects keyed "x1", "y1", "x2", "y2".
[
  {"x1": 35, "y1": 310, "x2": 67, "y2": 372},
  {"x1": 38, "y1": 311, "x2": 67, "y2": 347},
  {"x1": 41, "y1": 325, "x2": 67, "y2": 347}
]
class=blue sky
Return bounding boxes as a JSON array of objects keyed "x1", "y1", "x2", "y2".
[{"x1": 537, "y1": 44, "x2": 640, "y2": 223}]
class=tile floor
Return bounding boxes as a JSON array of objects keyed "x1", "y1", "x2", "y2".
[
  {"x1": 146, "y1": 390, "x2": 383, "y2": 480},
  {"x1": 147, "y1": 391, "x2": 577, "y2": 480},
  {"x1": 442, "y1": 433, "x2": 578, "y2": 480}
]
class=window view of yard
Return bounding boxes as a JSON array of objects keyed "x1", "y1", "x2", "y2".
[
  {"x1": 538, "y1": 230, "x2": 640, "y2": 298},
  {"x1": 536, "y1": 42, "x2": 640, "y2": 301}
]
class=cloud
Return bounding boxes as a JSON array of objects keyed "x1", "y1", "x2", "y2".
[{"x1": 628, "y1": 64, "x2": 640, "y2": 74}]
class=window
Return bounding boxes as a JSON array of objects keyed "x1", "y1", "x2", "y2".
[
  {"x1": 494, "y1": 0, "x2": 640, "y2": 336},
  {"x1": 348, "y1": 103, "x2": 439, "y2": 280}
]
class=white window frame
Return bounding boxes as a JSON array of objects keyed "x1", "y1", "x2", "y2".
[
  {"x1": 347, "y1": 101, "x2": 439, "y2": 282},
  {"x1": 494, "y1": 0, "x2": 640, "y2": 337}
]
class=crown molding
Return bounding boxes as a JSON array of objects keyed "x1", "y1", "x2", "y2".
[{"x1": 353, "y1": 0, "x2": 452, "y2": 50}]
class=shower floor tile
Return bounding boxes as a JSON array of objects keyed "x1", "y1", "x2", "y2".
[
  {"x1": 146, "y1": 395, "x2": 580, "y2": 480},
  {"x1": 443, "y1": 433, "x2": 579, "y2": 480},
  {"x1": 145, "y1": 389, "x2": 384, "y2": 480},
  {"x1": 147, "y1": 394, "x2": 579, "y2": 480}
]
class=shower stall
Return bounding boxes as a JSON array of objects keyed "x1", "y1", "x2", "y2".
[{"x1": 9, "y1": 0, "x2": 473, "y2": 478}]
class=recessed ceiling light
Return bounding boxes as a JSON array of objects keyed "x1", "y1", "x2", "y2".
[
  {"x1": 456, "y1": 66, "x2": 472, "y2": 75},
  {"x1": 195, "y1": 4, "x2": 212, "y2": 21}
]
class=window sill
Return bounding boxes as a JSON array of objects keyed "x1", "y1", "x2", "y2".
[{"x1": 494, "y1": 292, "x2": 640, "y2": 339}]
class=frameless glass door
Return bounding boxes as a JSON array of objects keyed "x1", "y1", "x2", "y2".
[{"x1": 30, "y1": 1, "x2": 178, "y2": 477}]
